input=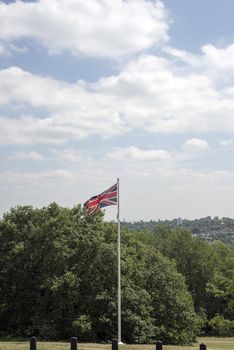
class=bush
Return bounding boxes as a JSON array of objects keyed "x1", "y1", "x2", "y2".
[{"x1": 209, "y1": 314, "x2": 234, "y2": 336}]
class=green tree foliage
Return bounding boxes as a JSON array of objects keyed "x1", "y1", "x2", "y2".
[
  {"x1": 0, "y1": 204, "x2": 198, "y2": 344},
  {"x1": 153, "y1": 227, "x2": 214, "y2": 312},
  {"x1": 145, "y1": 226, "x2": 234, "y2": 336},
  {"x1": 206, "y1": 241, "x2": 234, "y2": 325},
  {"x1": 209, "y1": 314, "x2": 234, "y2": 336}
]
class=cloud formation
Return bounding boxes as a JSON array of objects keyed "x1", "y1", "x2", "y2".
[
  {"x1": 182, "y1": 138, "x2": 210, "y2": 152},
  {"x1": 106, "y1": 146, "x2": 171, "y2": 161},
  {"x1": 220, "y1": 139, "x2": 233, "y2": 146},
  {"x1": 0, "y1": 0, "x2": 169, "y2": 58},
  {"x1": 1, "y1": 1, "x2": 234, "y2": 220},
  {"x1": 1, "y1": 42, "x2": 234, "y2": 145},
  {"x1": 12, "y1": 151, "x2": 45, "y2": 160}
]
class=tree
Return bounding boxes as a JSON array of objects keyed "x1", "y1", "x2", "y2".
[
  {"x1": 0, "y1": 204, "x2": 200, "y2": 344},
  {"x1": 153, "y1": 227, "x2": 214, "y2": 312},
  {"x1": 206, "y1": 241, "x2": 234, "y2": 324}
]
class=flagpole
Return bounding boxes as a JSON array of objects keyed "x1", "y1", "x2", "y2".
[{"x1": 117, "y1": 178, "x2": 122, "y2": 344}]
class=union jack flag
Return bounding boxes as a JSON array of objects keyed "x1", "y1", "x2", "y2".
[{"x1": 84, "y1": 183, "x2": 118, "y2": 214}]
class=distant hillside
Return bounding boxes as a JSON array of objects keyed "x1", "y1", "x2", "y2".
[{"x1": 121, "y1": 216, "x2": 234, "y2": 247}]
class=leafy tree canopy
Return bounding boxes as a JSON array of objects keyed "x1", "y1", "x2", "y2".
[{"x1": 0, "y1": 203, "x2": 200, "y2": 344}]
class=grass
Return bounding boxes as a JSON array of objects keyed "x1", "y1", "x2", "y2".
[{"x1": 0, "y1": 338, "x2": 233, "y2": 350}]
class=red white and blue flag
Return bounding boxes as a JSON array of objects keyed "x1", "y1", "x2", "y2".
[{"x1": 84, "y1": 183, "x2": 118, "y2": 214}]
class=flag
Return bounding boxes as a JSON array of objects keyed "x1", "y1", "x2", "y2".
[{"x1": 84, "y1": 183, "x2": 118, "y2": 214}]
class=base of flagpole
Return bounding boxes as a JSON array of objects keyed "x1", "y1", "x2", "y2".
[{"x1": 118, "y1": 341, "x2": 124, "y2": 344}]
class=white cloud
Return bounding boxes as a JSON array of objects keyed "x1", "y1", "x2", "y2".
[
  {"x1": 13, "y1": 151, "x2": 45, "y2": 160},
  {"x1": 163, "y1": 46, "x2": 202, "y2": 67},
  {"x1": 220, "y1": 139, "x2": 233, "y2": 146},
  {"x1": 182, "y1": 138, "x2": 210, "y2": 152},
  {"x1": 0, "y1": 0, "x2": 169, "y2": 59},
  {"x1": 106, "y1": 146, "x2": 171, "y2": 161},
  {"x1": 166, "y1": 44, "x2": 234, "y2": 81},
  {"x1": 0, "y1": 67, "x2": 128, "y2": 144},
  {"x1": 52, "y1": 148, "x2": 93, "y2": 163},
  {"x1": 0, "y1": 41, "x2": 28, "y2": 56},
  {"x1": 202, "y1": 44, "x2": 234, "y2": 73},
  {"x1": 0, "y1": 169, "x2": 76, "y2": 182},
  {"x1": 94, "y1": 53, "x2": 234, "y2": 134},
  {"x1": 1, "y1": 42, "x2": 234, "y2": 145}
]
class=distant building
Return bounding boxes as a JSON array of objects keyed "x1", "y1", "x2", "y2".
[{"x1": 177, "y1": 217, "x2": 183, "y2": 227}]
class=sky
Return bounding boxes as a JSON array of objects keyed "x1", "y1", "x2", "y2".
[{"x1": 1, "y1": 0, "x2": 234, "y2": 221}]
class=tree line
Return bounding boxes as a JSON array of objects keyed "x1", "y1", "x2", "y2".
[
  {"x1": 122, "y1": 217, "x2": 234, "y2": 247},
  {"x1": 0, "y1": 203, "x2": 234, "y2": 344}
]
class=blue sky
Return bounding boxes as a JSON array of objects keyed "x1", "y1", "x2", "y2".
[{"x1": 1, "y1": 0, "x2": 234, "y2": 221}]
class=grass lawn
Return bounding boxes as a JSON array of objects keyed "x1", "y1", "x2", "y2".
[{"x1": 0, "y1": 338, "x2": 233, "y2": 350}]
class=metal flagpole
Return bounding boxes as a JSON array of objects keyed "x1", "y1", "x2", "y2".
[{"x1": 117, "y1": 178, "x2": 122, "y2": 344}]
